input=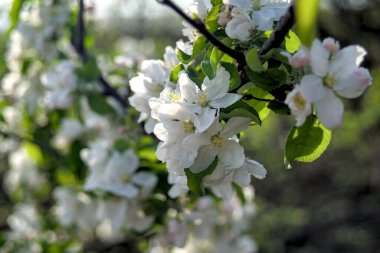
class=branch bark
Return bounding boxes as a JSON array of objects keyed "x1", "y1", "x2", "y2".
[
  {"x1": 157, "y1": 0, "x2": 246, "y2": 66},
  {"x1": 72, "y1": 0, "x2": 128, "y2": 108},
  {"x1": 260, "y1": 5, "x2": 295, "y2": 55}
]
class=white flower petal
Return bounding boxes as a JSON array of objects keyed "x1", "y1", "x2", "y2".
[
  {"x1": 178, "y1": 72, "x2": 199, "y2": 103},
  {"x1": 243, "y1": 159, "x2": 267, "y2": 179},
  {"x1": 221, "y1": 117, "x2": 251, "y2": 138},
  {"x1": 310, "y1": 39, "x2": 330, "y2": 77},
  {"x1": 219, "y1": 140, "x2": 245, "y2": 169},
  {"x1": 202, "y1": 67, "x2": 230, "y2": 101},
  {"x1": 315, "y1": 89, "x2": 344, "y2": 130},
  {"x1": 190, "y1": 145, "x2": 218, "y2": 173},
  {"x1": 334, "y1": 67, "x2": 372, "y2": 98},
  {"x1": 209, "y1": 93, "x2": 242, "y2": 109},
  {"x1": 198, "y1": 107, "x2": 218, "y2": 132},
  {"x1": 299, "y1": 74, "x2": 326, "y2": 103}
]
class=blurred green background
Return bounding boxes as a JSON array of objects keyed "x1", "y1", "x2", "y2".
[{"x1": 1, "y1": 0, "x2": 380, "y2": 252}]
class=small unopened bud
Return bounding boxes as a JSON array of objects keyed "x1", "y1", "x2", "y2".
[{"x1": 322, "y1": 37, "x2": 340, "y2": 54}]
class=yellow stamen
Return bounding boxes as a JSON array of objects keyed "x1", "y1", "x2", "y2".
[
  {"x1": 324, "y1": 75, "x2": 336, "y2": 88},
  {"x1": 294, "y1": 92, "x2": 306, "y2": 110},
  {"x1": 198, "y1": 93, "x2": 208, "y2": 107},
  {"x1": 182, "y1": 120, "x2": 195, "y2": 134},
  {"x1": 211, "y1": 134, "x2": 223, "y2": 148}
]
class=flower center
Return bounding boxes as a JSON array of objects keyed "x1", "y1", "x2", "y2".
[
  {"x1": 253, "y1": 0, "x2": 261, "y2": 9},
  {"x1": 198, "y1": 93, "x2": 208, "y2": 107},
  {"x1": 293, "y1": 92, "x2": 306, "y2": 110},
  {"x1": 182, "y1": 120, "x2": 195, "y2": 134},
  {"x1": 211, "y1": 134, "x2": 223, "y2": 148},
  {"x1": 323, "y1": 75, "x2": 336, "y2": 88},
  {"x1": 151, "y1": 84, "x2": 164, "y2": 94},
  {"x1": 166, "y1": 92, "x2": 181, "y2": 103}
]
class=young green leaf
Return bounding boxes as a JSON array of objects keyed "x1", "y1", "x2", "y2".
[
  {"x1": 285, "y1": 30, "x2": 301, "y2": 53},
  {"x1": 88, "y1": 93, "x2": 116, "y2": 116},
  {"x1": 205, "y1": 4, "x2": 222, "y2": 32},
  {"x1": 170, "y1": 64, "x2": 185, "y2": 83},
  {"x1": 221, "y1": 101, "x2": 261, "y2": 125},
  {"x1": 285, "y1": 115, "x2": 332, "y2": 169},
  {"x1": 185, "y1": 157, "x2": 219, "y2": 195},
  {"x1": 246, "y1": 47, "x2": 265, "y2": 72},
  {"x1": 177, "y1": 48, "x2": 193, "y2": 64}
]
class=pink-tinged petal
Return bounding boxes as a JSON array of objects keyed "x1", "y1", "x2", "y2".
[
  {"x1": 178, "y1": 72, "x2": 199, "y2": 103},
  {"x1": 288, "y1": 46, "x2": 311, "y2": 68},
  {"x1": 219, "y1": 140, "x2": 245, "y2": 169},
  {"x1": 221, "y1": 117, "x2": 251, "y2": 138},
  {"x1": 310, "y1": 39, "x2": 330, "y2": 77},
  {"x1": 225, "y1": 14, "x2": 253, "y2": 41},
  {"x1": 209, "y1": 93, "x2": 242, "y2": 109},
  {"x1": 322, "y1": 37, "x2": 340, "y2": 54},
  {"x1": 315, "y1": 90, "x2": 344, "y2": 130},
  {"x1": 223, "y1": 0, "x2": 253, "y2": 10},
  {"x1": 333, "y1": 45, "x2": 367, "y2": 69},
  {"x1": 334, "y1": 67, "x2": 372, "y2": 98},
  {"x1": 299, "y1": 74, "x2": 326, "y2": 103},
  {"x1": 190, "y1": 145, "x2": 218, "y2": 173},
  {"x1": 202, "y1": 67, "x2": 230, "y2": 100}
]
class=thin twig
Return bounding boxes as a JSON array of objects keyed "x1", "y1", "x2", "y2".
[
  {"x1": 73, "y1": 0, "x2": 128, "y2": 108},
  {"x1": 242, "y1": 94, "x2": 272, "y2": 103},
  {"x1": 157, "y1": 0, "x2": 246, "y2": 66},
  {"x1": 260, "y1": 5, "x2": 295, "y2": 55},
  {"x1": 0, "y1": 130, "x2": 63, "y2": 158}
]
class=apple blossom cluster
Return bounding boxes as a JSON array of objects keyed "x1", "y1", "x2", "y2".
[
  {"x1": 148, "y1": 188, "x2": 257, "y2": 253},
  {"x1": 285, "y1": 38, "x2": 372, "y2": 129},
  {"x1": 129, "y1": 58, "x2": 267, "y2": 199},
  {"x1": 183, "y1": 0, "x2": 292, "y2": 42}
]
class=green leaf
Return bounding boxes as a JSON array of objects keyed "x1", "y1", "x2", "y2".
[
  {"x1": 8, "y1": 0, "x2": 25, "y2": 32},
  {"x1": 285, "y1": 115, "x2": 332, "y2": 168},
  {"x1": 221, "y1": 100, "x2": 261, "y2": 125},
  {"x1": 177, "y1": 48, "x2": 193, "y2": 64},
  {"x1": 244, "y1": 87, "x2": 273, "y2": 121},
  {"x1": 221, "y1": 62, "x2": 241, "y2": 91},
  {"x1": 296, "y1": 0, "x2": 320, "y2": 47},
  {"x1": 285, "y1": 30, "x2": 302, "y2": 53},
  {"x1": 185, "y1": 157, "x2": 218, "y2": 195},
  {"x1": 211, "y1": 0, "x2": 223, "y2": 6},
  {"x1": 88, "y1": 93, "x2": 116, "y2": 115},
  {"x1": 170, "y1": 64, "x2": 185, "y2": 83},
  {"x1": 201, "y1": 58, "x2": 215, "y2": 79},
  {"x1": 192, "y1": 35, "x2": 207, "y2": 58},
  {"x1": 23, "y1": 142, "x2": 44, "y2": 166},
  {"x1": 267, "y1": 100, "x2": 290, "y2": 115},
  {"x1": 246, "y1": 69, "x2": 283, "y2": 91},
  {"x1": 246, "y1": 47, "x2": 265, "y2": 72},
  {"x1": 76, "y1": 57, "x2": 101, "y2": 82},
  {"x1": 205, "y1": 5, "x2": 222, "y2": 32}
]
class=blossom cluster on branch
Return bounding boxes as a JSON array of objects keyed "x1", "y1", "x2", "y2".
[{"x1": 0, "y1": 0, "x2": 373, "y2": 252}]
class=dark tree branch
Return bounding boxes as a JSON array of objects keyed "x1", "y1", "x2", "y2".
[
  {"x1": 260, "y1": 5, "x2": 295, "y2": 55},
  {"x1": 157, "y1": 0, "x2": 247, "y2": 66},
  {"x1": 0, "y1": 130, "x2": 62, "y2": 158},
  {"x1": 73, "y1": 0, "x2": 128, "y2": 108}
]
